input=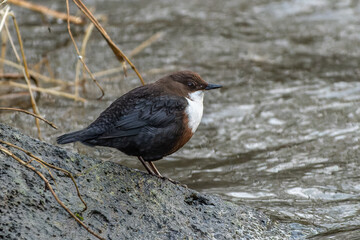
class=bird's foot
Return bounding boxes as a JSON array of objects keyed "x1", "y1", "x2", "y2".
[
  {"x1": 159, "y1": 175, "x2": 187, "y2": 188},
  {"x1": 139, "y1": 158, "x2": 187, "y2": 187},
  {"x1": 160, "y1": 175, "x2": 178, "y2": 184}
]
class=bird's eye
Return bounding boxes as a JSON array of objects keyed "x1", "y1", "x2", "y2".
[{"x1": 187, "y1": 82, "x2": 195, "y2": 88}]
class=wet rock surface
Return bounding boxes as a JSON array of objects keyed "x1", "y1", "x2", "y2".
[
  {"x1": 4, "y1": 1, "x2": 360, "y2": 238},
  {"x1": 0, "y1": 123, "x2": 318, "y2": 239}
]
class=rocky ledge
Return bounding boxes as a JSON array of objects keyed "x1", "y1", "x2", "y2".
[{"x1": 0, "y1": 123, "x2": 318, "y2": 239}]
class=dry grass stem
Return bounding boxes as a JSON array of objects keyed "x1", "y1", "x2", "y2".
[
  {"x1": 0, "y1": 73, "x2": 22, "y2": 79},
  {"x1": 10, "y1": 12, "x2": 42, "y2": 139},
  {"x1": 66, "y1": 0, "x2": 104, "y2": 99},
  {"x1": 0, "y1": 145, "x2": 103, "y2": 240},
  {"x1": 93, "y1": 66, "x2": 122, "y2": 79},
  {"x1": 71, "y1": 0, "x2": 146, "y2": 85},
  {"x1": 4, "y1": 20, "x2": 20, "y2": 61},
  {"x1": 80, "y1": 19, "x2": 97, "y2": 83},
  {"x1": 145, "y1": 66, "x2": 178, "y2": 75},
  {"x1": 0, "y1": 107, "x2": 57, "y2": 129},
  {"x1": 93, "y1": 31, "x2": 164, "y2": 79},
  {"x1": 0, "y1": 0, "x2": 7, "y2": 8},
  {"x1": 7, "y1": 0, "x2": 84, "y2": 25},
  {"x1": 75, "y1": 22, "x2": 94, "y2": 98},
  {"x1": 32, "y1": 57, "x2": 43, "y2": 73},
  {"x1": 129, "y1": 31, "x2": 163, "y2": 58},
  {"x1": 66, "y1": 0, "x2": 105, "y2": 99},
  {"x1": 32, "y1": 56, "x2": 55, "y2": 80},
  {"x1": 0, "y1": 58, "x2": 72, "y2": 86},
  {"x1": 0, "y1": 24, "x2": 8, "y2": 74},
  {"x1": 0, "y1": 139, "x2": 87, "y2": 211},
  {"x1": 44, "y1": 58, "x2": 55, "y2": 80},
  {"x1": 0, "y1": 5, "x2": 10, "y2": 32},
  {"x1": 3, "y1": 81, "x2": 86, "y2": 102}
]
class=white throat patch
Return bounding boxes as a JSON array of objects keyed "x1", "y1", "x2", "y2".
[{"x1": 185, "y1": 90, "x2": 204, "y2": 133}]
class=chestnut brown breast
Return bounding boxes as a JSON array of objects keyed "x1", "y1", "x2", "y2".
[{"x1": 168, "y1": 113, "x2": 193, "y2": 155}]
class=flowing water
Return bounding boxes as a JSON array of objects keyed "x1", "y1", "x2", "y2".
[{"x1": 2, "y1": 0, "x2": 360, "y2": 238}]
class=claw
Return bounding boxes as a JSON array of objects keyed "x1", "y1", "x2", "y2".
[{"x1": 160, "y1": 176, "x2": 187, "y2": 187}]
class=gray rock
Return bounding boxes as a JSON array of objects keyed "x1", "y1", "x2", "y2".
[{"x1": 0, "y1": 123, "x2": 318, "y2": 239}]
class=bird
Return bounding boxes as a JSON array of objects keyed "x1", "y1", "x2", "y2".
[{"x1": 57, "y1": 70, "x2": 222, "y2": 183}]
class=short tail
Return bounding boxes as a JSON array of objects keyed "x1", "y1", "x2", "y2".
[{"x1": 57, "y1": 129, "x2": 88, "y2": 144}]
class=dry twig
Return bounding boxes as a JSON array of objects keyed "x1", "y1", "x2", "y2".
[
  {"x1": 0, "y1": 107, "x2": 57, "y2": 129},
  {"x1": 0, "y1": 73, "x2": 22, "y2": 79},
  {"x1": 0, "y1": 58, "x2": 72, "y2": 86},
  {"x1": 6, "y1": 11, "x2": 42, "y2": 139},
  {"x1": 0, "y1": 139, "x2": 87, "y2": 211},
  {"x1": 0, "y1": 29, "x2": 7, "y2": 74},
  {"x1": 0, "y1": 4, "x2": 10, "y2": 31},
  {"x1": 0, "y1": 145, "x2": 103, "y2": 240},
  {"x1": 7, "y1": 0, "x2": 84, "y2": 25},
  {"x1": 1, "y1": 81, "x2": 86, "y2": 102},
  {"x1": 93, "y1": 31, "x2": 164, "y2": 79},
  {"x1": 129, "y1": 32, "x2": 163, "y2": 58},
  {"x1": 32, "y1": 56, "x2": 55, "y2": 81},
  {"x1": 75, "y1": 22, "x2": 95, "y2": 98},
  {"x1": 0, "y1": 5, "x2": 8, "y2": 76},
  {"x1": 66, "y1": 0, "x2": 104, "y2": 99},
  {"x1": 71, "y1": 0, "x2": 146, "y2": 85}
]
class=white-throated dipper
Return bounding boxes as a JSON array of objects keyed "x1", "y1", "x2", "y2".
[{"x1": 57, "y1": 70, "x2": 222, "y2": 183}]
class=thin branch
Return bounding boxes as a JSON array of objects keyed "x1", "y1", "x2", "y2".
[
  {"x1": 7, "y1": 0, "x2": 84, "y2": 25},
  {"x1": 2, "y1": 81, "x2": 86, "y2": 102},
  {"x1": 66, "y1": 0, "x2": 104, "y2": 99},
  {"x1": 0, "y1": 73, "x2": 22, "y2": 79},
  {"x1": 0, "y1": 107, "x2": 57, "y2": 129},
  {"x1": 32, "y1": 56, "x2": 55, "y2": 81},
  {"x1": 71, "y1": 0, "x2": 146, "y2": 85},
  {"x1": 93, "y1": 31, "x2": 164, "y2": 79},
  {"x1": 0, "y1": 0, "x2": 7, "y2": 8},
  {"x1": 0, "y1": 139, "x2": 87, "y2": 211},
  {"x1": 31, "y1": 155, "x2": 58, "y2": 188},
  {"x1": 0, "y1": 58, "x2": 72, "y2": 86},
  {"x1": 10, "y1": 12, "x2": 42, "y2": 139},
  {"x1": 75, "y1": 22, "x2": 94, "y2": 98},
  {"x1": 0, "y1": 18, "x2": 8, "y2": 74},
  {"x1": 129, "y1": 31, "x2": 163, "y2": 58},
  {"x1": 0, "y1": 146, "x2": 104, "y2": 240},
  {"x1": 0, "y1": 5, "x2": 10, "y2": 32},
  {"x1": 4, "y1": 20, "x2": 20, "y2": 62}
]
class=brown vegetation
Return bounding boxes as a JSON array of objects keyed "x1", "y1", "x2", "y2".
[{"x1": 0, "y1": 1, "x2": 163, "y2": 239}]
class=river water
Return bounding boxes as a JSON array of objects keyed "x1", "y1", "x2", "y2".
[{"x1": 2, "y1": 0, "x2": 360, "y2": 238}]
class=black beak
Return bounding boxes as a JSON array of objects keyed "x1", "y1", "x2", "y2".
[{"x1": 205, "y1": 83, "x2": 222, "y2": 90}]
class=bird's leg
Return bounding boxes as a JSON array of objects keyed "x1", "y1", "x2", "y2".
[
  {"x1": 148, "y1": 161, "x2": 162, "y2": 176},
  {"x1": 137, "y1": 156, "x2": 156, "y2": 175},
  {"x1": 138, "y1": 157, "x2": 182, "y2": 185},
  {"x1": 148, "y1": 161, "x2": 180, "y2": 185}
]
